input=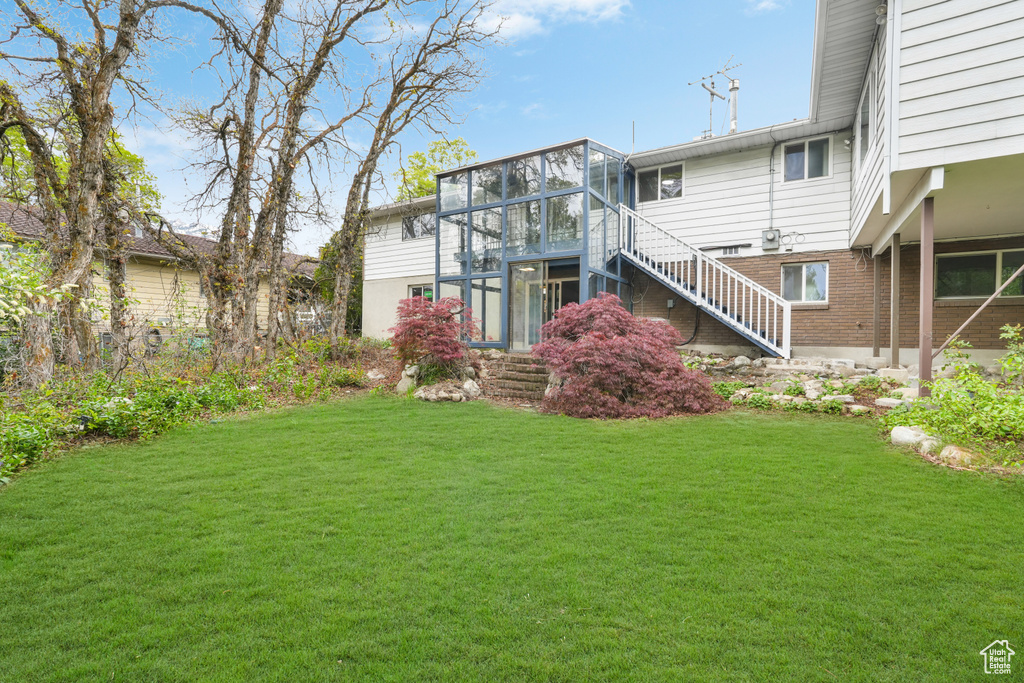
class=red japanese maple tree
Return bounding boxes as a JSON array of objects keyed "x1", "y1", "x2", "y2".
[
  {"x1": 532, "y1": 294, "x2": 726, "y2": 418},
  {"x1": 390, "y1": 296, "x2": 479, "y2": 368}
]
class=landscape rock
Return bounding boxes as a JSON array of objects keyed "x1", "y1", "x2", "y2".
[
  {"x1": 463, "y1": 379, "x2": 482, "y2": 398},
  {"x1": 769, "y1": 380, "x2": 790, "y2": 393},
  {"x1": 874, "y1": 397, "x2": 906, "y2": 408},
  {"x1": 891, "y1": 425, "x2": 928, "y2": 446},
  {"x1": 848, "y1": 405, "x2": 871, "y2": 414},
  {"x1": 403, "y1": 365, "x2": 420, "y2": 379},
  {"x1": 878, "y1": 367, "x2": 910, "y2": 383},
  {"x1": 832, "y1": 364, "x2": 858, "y2": 378},
  {"x1": 919, "y1": 438, "x2": 941, "y2": 455},
  {"x1": 939, "y1": 445, "x2": 975, "y2": 466},
  {"x1": 894, "y1": 387, "x2": 919, "y2": 399},
  {"x1": 830, "y1": 394, "x2": 856, "y2": 403},
  {"x1": 366, "y1": 369, "x2": 386, "y2": 381},
  {"x1": 732, "y1": 355, "x2": 751, "y2": 367},
  {"x1": 396, "y1": 376, "x2": 416, "y2": 394},
  {"x1": 866, "y1": 356, "x2": 889, "y2": 370},
  {"x1": 462, "y1": 366, "x2": 477, "y2": 380}
]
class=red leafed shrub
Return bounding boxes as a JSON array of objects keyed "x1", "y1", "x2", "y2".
[
  {"x1": 532, "y1": 294, "x2": 726, "y2": 419},
  {"x1": 390, "y1": 296, "x2": 479, "y2": 368}
]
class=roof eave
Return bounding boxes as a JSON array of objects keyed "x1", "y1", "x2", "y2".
[{"x1": 808, "y1": 0, "x2": 830, "y2": 123}]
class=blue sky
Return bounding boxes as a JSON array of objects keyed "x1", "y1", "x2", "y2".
[{"x1": 127, "y1": 0, "x2": 817, "y2": 256}]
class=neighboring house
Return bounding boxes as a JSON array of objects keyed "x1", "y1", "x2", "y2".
[
  {"x1": 1, "y1": 201, "x2": 318, "y2": 343},
  {"x1": 363, "y1": 0, "x2": 1024, "y2": 382}
]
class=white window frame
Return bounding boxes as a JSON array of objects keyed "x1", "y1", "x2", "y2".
[
  {"x1": 401, "y1": 212, "x2": 436, "y2": 241},
  {"x1": 854, "y1": 66, "x2": 875, "y2": 183},
  {"x1": 408, "y1": 284, "x2": 434, "y2": 300},
  {"x1": 781, "y1": 261, "x2": 829, "y2": 303},
  {"x1": 636, "y1": 162, "x2": 684, "y2": 203},
  {"x1": 935, "y1": 249, "x2": 1024, "y2": 299},
  {"x1": 781, "y1": 136, "x2": 833, "y2": 183}
]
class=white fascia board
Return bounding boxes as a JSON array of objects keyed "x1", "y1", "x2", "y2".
[
  {"x1": 367, "y1": 195, "x2": 435, "y2": 221},
  {"x1": 808, "y1": 0, "x2": 830, "y2": 122},
  {"x1": 869, "y1": 166, "x2": 944, "y2": 254}
]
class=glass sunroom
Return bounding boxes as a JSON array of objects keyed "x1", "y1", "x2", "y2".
[{"x1": 435, "y1": 139, "x2": 632, "y2": 351}]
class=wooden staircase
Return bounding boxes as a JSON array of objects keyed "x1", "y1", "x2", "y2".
[{"x1": 483, "y1": 353, "x2": 549, "y2": 401}]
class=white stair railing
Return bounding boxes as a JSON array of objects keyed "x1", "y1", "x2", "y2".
[{"x1": 618, "y1": 205, "x2": 791, "y2": 358}]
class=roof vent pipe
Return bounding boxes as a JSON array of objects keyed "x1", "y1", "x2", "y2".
[{"x1": 729, "y1": 79, "x2": 739, "y2": 134}]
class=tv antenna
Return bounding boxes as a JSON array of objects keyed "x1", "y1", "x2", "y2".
[{"x1": 689, "y1": 55, "x2": 742, "y2": 139}]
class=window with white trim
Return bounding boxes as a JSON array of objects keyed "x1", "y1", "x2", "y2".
[
  {"x1": 783, "y1": 137, "x2": 830, "y2": 182},
  {"x1": 936, "y1": 250, "x2": 1024, "y2": 298},
  {"x1": 782, "y1": 262, "x2": 828, "y2": 302},
  {"x1": 855, "y1": 68, "x2": 875, "y2": 180},
  {"x1": 402, "y1": 212, "x2": 435, "y2": 241},
  {"x1": 409, "y1": 284, "x2": 434, "y2": 301},
  {"x1": 637, "y1": 164, "x2": 683, "y2": 203}
]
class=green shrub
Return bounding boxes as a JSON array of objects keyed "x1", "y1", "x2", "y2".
[
  {"x1": 713, "y1": 381, "x2": 746, "y2": 400},
  {"x1": 882, "y1": 372, "x2": 1024, "y2": 457},
  {"x1": 820, "y1": 399, "x2": 844, "y2": 415},
  {"x1": 783, "y1": 382, "x2": 805, "y2": 397},
  {"x1": 746, "y1": 393, "x2": 772, "y2": 410}
]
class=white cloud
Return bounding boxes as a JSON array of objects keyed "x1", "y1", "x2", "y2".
[
  {"x1": 521, "y1": 102, "x2": 546, "y2": 118},
  {"x1": 488, "y1": 0, "x2": 630, "y2": 39},
  {"x1": 745, "y1": 0, "x2": 787, "y2": 15}
]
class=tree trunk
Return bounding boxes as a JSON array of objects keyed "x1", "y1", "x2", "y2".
[
  {"x1": 329, "y1": 247, "x2": 354, "y2": 360},
  {"x1": 21, "y1": 298, "x2": 55, "y2": 390},
  {"x1": 263, "y1": 207, "x2": 289, "y2": 361}
]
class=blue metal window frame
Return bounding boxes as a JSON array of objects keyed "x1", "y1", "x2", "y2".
[{"x1": 435, "y1": 139, "x2": 629, "y2": 348}]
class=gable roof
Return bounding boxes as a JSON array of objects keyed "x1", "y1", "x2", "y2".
[{"x1": 0, "y1": 201, "x2": 317, "y2": 279}]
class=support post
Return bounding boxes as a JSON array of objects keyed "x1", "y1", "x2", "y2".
[
  {"x1": 919, "y1": 196, "x2": 935, "y2": 395},
  {"x1": 890, "y1": 233, "x2": 901, "y2": 368},
  {"x1": 872, "y1": 255, "x2": 881, "y2": 357}
]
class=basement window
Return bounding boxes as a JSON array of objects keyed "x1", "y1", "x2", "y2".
[
  {"x1": 936, "y1": 250, "x2": 1024, "y2": 298},
  {"x1": 782, "y1": 262, "x2": 828, "y2": 302},
  {"x1": 409, "y1": 284, "x2": 434, "y2": 301},
  {"x1": 783, "y1": 137, "x2": 830, "y2": 182},
  {"x1": 637, "y1": 164, "x2": 683, "y2": 203}
]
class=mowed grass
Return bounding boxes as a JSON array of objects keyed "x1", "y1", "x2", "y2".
[{"x1": 1, "y1": 397, "x2": 1022, "y2": 682}]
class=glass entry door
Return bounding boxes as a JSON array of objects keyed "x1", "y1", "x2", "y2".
[
  {"x1": 510, "y1": 262, "x2": 544, "y2": 352},
  {"x1": 509, "y1": 260, "x2": 580, "y2": 352}
]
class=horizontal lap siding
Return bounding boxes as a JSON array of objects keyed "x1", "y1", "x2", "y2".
[
  {"x1": 899, "y1": 0, "x2": 1024, "y2": 169},
  {"x1": 364, "y1": 216, "x2": 435, "y2": 281},
  {"x1": 852, "y1": 32, "x2": 887, "y2": 239},
  {"x1": 635, "y1": 139, "x2": 852, "y2": 255},
  {"x1": 92, "y1": 258, "x2": 272, "y2": 330}
]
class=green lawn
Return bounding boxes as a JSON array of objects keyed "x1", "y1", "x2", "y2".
[{"x1": 1, "y1": 397, "x2": 1022, "y2": 682}]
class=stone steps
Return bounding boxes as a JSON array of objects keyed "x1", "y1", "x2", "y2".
[{"x1": 483, "y1": 352, "x2": 549, "y2": 401}]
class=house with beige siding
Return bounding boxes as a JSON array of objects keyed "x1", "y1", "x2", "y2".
[
  {"x1": 1, "y1": 201, "x2": 317, "y2": 346},
  {"x1": 363, "y1": 0, "x2": 1024, "y2": 384}
]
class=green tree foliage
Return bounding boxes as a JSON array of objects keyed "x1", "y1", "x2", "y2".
[
  {"x1": 394, "y1": 138, "x2": 478, "y2": 200},
  {"x1": 0, "y1": 126, "x2": 160, "y2": 210}
]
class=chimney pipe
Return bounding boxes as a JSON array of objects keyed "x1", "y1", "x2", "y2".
[{"x1": 729, "y1": 79, "x2": 739, "y2": 134}]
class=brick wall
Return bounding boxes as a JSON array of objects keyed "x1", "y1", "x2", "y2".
[{"x1": 624, "y1": 235, "x2": 1024, "y2": 351}]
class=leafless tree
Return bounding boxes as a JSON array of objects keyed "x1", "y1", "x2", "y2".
[
  {"x1": 325, "y1": 0, "x2": 500, "y2": 359},
  {"x1": 0, "y1": 0, "x2": 236, "y2": 385}
]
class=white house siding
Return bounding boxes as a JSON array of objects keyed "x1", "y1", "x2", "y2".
[
  {"x1": 362, "y1": 213, "x2": 436, "y2": 338},
  {"x1": 898, "y1": 0, "x2": 1024, "y2": 169},
  {"x1": 634, "y1": 136, "x2": 852, "y2": 256},
  {"x1": 363, "y1": 215, "x2": 435, "y2": 282},
  {"x1": 851, "y1": 29, "x2": 888, "y2": 239}
]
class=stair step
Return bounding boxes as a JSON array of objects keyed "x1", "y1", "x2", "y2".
[{"x1": 492, "y1": 370, "x2": 549, "y2": 383}]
